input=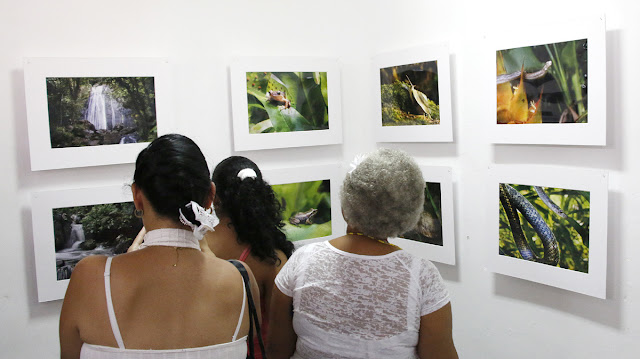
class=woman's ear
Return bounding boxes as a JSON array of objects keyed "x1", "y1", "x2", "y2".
[{"x1": 132, "y1": 183, "x2": 144, "y2": 211}]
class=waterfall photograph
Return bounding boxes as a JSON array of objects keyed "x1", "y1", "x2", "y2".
[
  {"x1": 46, "y1": 76, "x2": 157, "y2": 148},
  {"x1": 52, "y1": 202, "x2": 142, "y2": 280}
]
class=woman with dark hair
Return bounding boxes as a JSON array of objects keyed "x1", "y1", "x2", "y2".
[
  {"x1": 205, "y1": 156, "x2": 294, "y2": 358},
  {"x1": 268, "y1": 148, "x2": 458, "y2": 359},
  {"x1": 60, "y1": 134, "x2": 260, "y2": 359}
]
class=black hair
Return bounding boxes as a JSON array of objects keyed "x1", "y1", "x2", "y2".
[
  {"x1": 133, "y1": 134, "x2": 211, "y2": 226},
  {"x1": 212, "y1": 156, "x2": 293, "y2": 264}
]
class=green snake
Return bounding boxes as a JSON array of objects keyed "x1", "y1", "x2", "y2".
[{"x1": 499, "y1": 184, "x2": 560, "y2": 266}]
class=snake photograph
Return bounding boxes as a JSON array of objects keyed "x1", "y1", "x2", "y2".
[
  {"x1": 498, "y1": 183, "x2": 590, "y2": 273},
  {"x1": 496, "y1": 38, "x2": 588, "y2": 124}
]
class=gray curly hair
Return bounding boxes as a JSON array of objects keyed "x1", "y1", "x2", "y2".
[{"x1": 341, "y1": 148, "x2": 425, "y2": 239}]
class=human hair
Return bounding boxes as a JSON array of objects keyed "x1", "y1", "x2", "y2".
[
  {"x1": 133, "y1": 134, "x2": 211, "y2": 226},
  {"x1": 341, "y1": 148, "x2": 425, "y2": 239},
  {"x1": 212, "y1": 156, "x2": 293, "y2": 263}
]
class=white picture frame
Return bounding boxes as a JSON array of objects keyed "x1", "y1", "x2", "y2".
[
  {"x1": 490, "y1": 15, "x2": 606, "y2": 145},
  {"x1": 24, "y1": 57, "x2": 172, "y2": 171},
  {"x1": 230, "y1": 57, "x2": 342, "y2": 151},
  {"x1": 262, "y1": 164, "x2": 345, "y2": 247},
  {"x1": 373, "y1": 43, "x2": 453, "y2": 143},
  {"x1": 390, "y1": 166, "x2": 456, "y2": 265},
  {"x1": 31, "y1": 185, "x2": 137, "y2": 302},
  {"x1": 487, "y1": 165, "x2": 608, "y2": 298}
]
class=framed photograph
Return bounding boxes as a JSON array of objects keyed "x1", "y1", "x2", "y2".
[
  {"x1": 31, "y1": 185, "x2": 142, "y2": 302},
  {"x1": 262, "y1": 164, "x2": 345, "y2": 247},
  {"x1": 491, "y1": 15, "x2": 606, "y2": 145},
  {"x1": 487, "y1": 165, "x2": 608, "y2": 298},
  {"x1": 373, "y1": 43, "x2": 453, "y2": 142},
  {"x1": 230, "y1": 57, "x2": 342, "y2": 151},
  {"x1": 24, "y1": 57, "x2": 172, "y2": 171},
  {"x1": 389, "y1": 166, "x2": 456, "y2": 265}
]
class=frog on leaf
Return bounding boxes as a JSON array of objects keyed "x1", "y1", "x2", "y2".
[{"x1": 289, "y1": 208, "x2": 318, "y2": 226}]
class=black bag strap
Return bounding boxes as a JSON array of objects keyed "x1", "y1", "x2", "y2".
[{"x1": 228, "y1": 259, "x2": 267, "y2": 359}]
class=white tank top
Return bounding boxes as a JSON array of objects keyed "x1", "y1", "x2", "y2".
[{"x1": 80, "y1": 257, "x2": 247, "y2": 359}]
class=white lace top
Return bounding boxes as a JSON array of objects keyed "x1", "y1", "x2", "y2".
[{"x1": 275, "y1": 241, "x2": 450, "y2": 359}]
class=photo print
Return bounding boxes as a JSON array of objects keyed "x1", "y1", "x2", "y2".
[
  {"x1": 246, "y1": 72, "x2": 329, "y2": 134},
  {"x1": 230, "y1": 57, "x2": 342, "y2": 151},
  {"x1": 46, "y1": 77, "x2": 157, "y2": 148},
  {"x1": 389, "y1": 166, "x2": 455, "y2": 265},
  {"x1": 499, "y1": 183, "x2": 590, "y2": 273},
  {"x1": 497, "y1": 39, "x2": 588, "y2": 125},
  {"x1": 53, "y1": 202, "x2": 143, "y2": 280},
  {"x1": 399, "y1": 182, "x2": 443, "y2": 246},
  {"x1": 380, "y1": 61, "x2": 440, "y2": 126},
  {"x1": 271, "y1": 180, "x2": 332, "y2": 242},
  {"x1": 24, "y1": 57, "x2": 170, "y2": 170},
  {"x1": 488, "y1": 165, "x2": 607, "y2": 298}
]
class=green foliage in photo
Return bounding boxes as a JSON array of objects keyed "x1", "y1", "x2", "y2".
[
  {"x1": 380, "y1": 61, "x2": 440, "y2": 126},
  {"x1": 499, "y1": 185, "x2": 590, "y2": 273},
  {"x1": 246, "y1": 72, "x2": 329, "y2": 133},
  {"x1": 46, "y1": 77, "x2": 157, "y2": 148},
  {"x1": 271, "y1": 180, "x2": 331, "y2": 242}
]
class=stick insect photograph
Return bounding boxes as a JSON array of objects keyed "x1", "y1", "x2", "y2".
[
  {"x1": 380, "y1": 61, "x2": 440, "y2": 126},
  {"x1": 499, "y1": 183, "x2": 590, "y2": 273},
  {"x1": 373, "y1": 43, "x2": 452, "y2": 143}
]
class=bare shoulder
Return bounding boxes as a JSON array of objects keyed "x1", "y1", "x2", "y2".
[{"x1": 69, "y1": 255, "x2": 108, "y2": 287}]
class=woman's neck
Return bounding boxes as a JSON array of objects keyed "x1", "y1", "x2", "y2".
[{"x1": 203, "y1": 216, "x2": 246, "y2": 259}]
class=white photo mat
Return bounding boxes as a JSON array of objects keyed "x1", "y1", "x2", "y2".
[
  {"x1": 373, "y1": 43, "x2": 453, "y2": 143},
  {"x1": 31, "y1": 185, "x2": 134, "y2": 302},
  {"x1": 230, "y1": 57, "x2": 342, "y2": 151},
  {"x1": 24, "y1": 57, "x2": 172, "y2": 171},
  {"x1": 487, "y1": 165, "x2": 608, "y2": 298},
  {"x1": 389, "y1": 166, "x2": 456, "y2": 265},
  {"x1": 262, "y1": 164, "x2": 345, "y2": 247},
  {"x1": 490, "y1": 15, "x2": 606, "y2": 145}
]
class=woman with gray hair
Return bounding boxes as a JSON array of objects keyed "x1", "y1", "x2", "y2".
[{"x1": 268, "y1": 148, "x2": 457, "y2": 359}]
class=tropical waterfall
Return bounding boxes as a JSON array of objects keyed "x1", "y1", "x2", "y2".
[{"x1": 84, "y1": 85, "x2": 131, "y2": 130}]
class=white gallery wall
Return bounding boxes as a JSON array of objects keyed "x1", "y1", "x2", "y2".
[{"x1": 0, "y1": 0, "x2": 637, "y2": 357}]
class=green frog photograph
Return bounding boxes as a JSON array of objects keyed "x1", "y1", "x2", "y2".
[
  {"x1": 245, "y1": 71, "x2": 329, "y2": 134},
  {"x1": 271, "y1": 179, "x2": 332, "y2": 242},
  {"x1": 379, "y1": 60, "x2": 440, "y2": 126},
  {"x1": 499, "y1": 183, "x2": 590, "y2": 273},
  {"x1": 46, "y1": 76, "x2": 158, "y2": 148}
]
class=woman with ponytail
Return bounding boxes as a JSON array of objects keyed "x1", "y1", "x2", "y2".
[
  {"x1": 60, "y1": 135, "x2": 260, "y2": 359},
  {"x1": 205, "y1": 156, "x2": 294, "y2": 359}
]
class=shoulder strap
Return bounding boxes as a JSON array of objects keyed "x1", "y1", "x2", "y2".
[
  {"x1": 238, "y1": 246, "x2": 251, "y2": 261},
  {"x1": 104, "y1": 257, "x2": 125, "y2": 349},
  {"x1": 232, "y1": 272, "x2": 247, "y2": 341},
  {"x1": 228, "y1": 259, "x2": 266, "y2": 358}
]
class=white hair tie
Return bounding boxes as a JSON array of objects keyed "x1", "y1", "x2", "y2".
[
  {"x1": 237, "y1": 168, "x2": 257, "y2": 180},
  {"x1": 178, "y1": 201, "x2": 220, "y2": 240}
]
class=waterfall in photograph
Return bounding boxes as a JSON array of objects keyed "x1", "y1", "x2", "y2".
[
  {"x1": 64, "y1": 220, "x2": 85, "y2": 249},
  {"x1": 84, "y1": 84, "x2": 131, "y2": 130}
]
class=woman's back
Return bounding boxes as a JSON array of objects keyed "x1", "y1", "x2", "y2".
[
  {"x1": 274, "y1": 241, "x2": 449, "y2": 358},
  {"x1": 61, "y1": 233, "x2": 256, "y2": 358}
]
